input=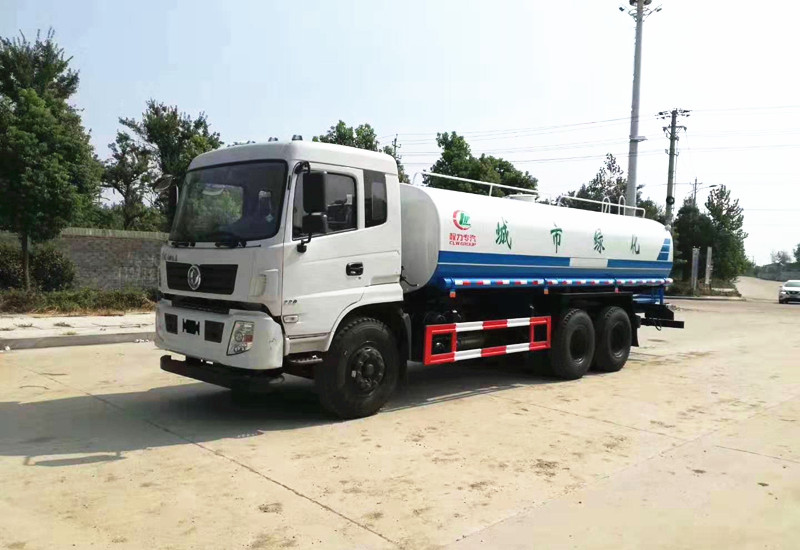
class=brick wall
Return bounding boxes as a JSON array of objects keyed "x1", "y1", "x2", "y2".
[{"x1": 1, "y1": 228, "x2": 168, "y2": 290}]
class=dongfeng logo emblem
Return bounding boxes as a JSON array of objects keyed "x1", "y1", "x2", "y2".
[
  {"x1": 452, "y1": 210, "x2": 471, "y2": 230},
  {"x1": 187, "y1": 265, "x2": 202, "y2": 290}
]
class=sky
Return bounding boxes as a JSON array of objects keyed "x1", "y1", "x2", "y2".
[{"x1": 4, "y1": 0, "x2": 800, "y2": 264}]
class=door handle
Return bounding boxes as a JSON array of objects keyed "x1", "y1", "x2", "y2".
[{"x1": 346, "y1": 262, "x2": 364, "y2": 276}]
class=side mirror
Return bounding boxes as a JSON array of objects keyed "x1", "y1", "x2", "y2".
[
  {"x1": 154, "y1": 174, "x2": 174, "y2": 193},
  {"x1": 297, "y1": 213, "x2": 328, "y2": 253},
  {"x1": 303, "y1": 172, "x2": 327, "y2": 213}
]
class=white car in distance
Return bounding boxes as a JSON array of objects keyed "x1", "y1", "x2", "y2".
[{"x1": 778, "y1": 280, "x2": 800, "y2": 304}]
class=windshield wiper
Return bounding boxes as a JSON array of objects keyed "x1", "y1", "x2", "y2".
[
  {"x1": 205, "y1": 230, "x2": 247, "y2": 248},
  {"x1": 171, "y1": 240, "x2": 195, "y2": 247}
]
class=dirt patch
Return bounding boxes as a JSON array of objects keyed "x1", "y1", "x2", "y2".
[{"x1": 258, "y1": 502, "x2": 283, "y2": 514}]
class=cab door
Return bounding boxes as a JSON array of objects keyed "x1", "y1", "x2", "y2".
[{"x1": 281, "y1": 164, "x2": 379, "y2": 338}]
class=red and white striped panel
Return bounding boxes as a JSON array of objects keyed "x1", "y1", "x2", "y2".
[
  {"x1": 448, "y1": 277, "x2": 669, "y2": 289},
  {"x1": 423, "y1": 316, "x2": 551, "y2": 365},
  {"x1": 453, "y1": 279, "x2": 545, "y2": 287}
]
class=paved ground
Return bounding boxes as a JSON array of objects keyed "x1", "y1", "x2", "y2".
[
  {"x1": 1, "y1": 283, "x2": 798, "y2": 549},
  {"x1": 737, "y1": 275, "x2": 783, "y2": 302}
]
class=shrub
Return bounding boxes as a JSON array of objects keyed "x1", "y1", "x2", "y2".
[
  {"x1": 31, "y1": 245, "x2": 75, "y2": 291},
  {"x1": 0, "y1": 242, "x2": 75, "y2": 291},
  {"x1": 0, "y1": 287, "x2": 156, "y2": 314},
  {"x1": 0, "y1": 244, "x2": 23, "y2": 290}
]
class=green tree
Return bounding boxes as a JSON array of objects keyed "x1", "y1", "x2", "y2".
[
  {"x1": 0, "y1": 29, "x2": 78, "y2": 103},
  {"x1": 793, "y1": 243, "x2": 800, "y2": 264},
  {"x1": 672, "y1": 200, "x2": 715, "y2": 280},
  {"x1": 427, "y1": 131, "x2": 537, "y2": 197},
  {"x1": 771, "y1": 250, "x2": 791, "y2": 266},
  {"x1": 120, "y1": 100, "x2": 222, "y2": 227},
  {"x1": 568, "y1": 154, "x2": 663, "y2": 220},
  {"x1": 313, "y1": 120, "x2": 409, "y2": 183},
  {"x1": 704, "y1": 185, "x2": 748, "y2": 280},
  {"x1": 314, "y1": 120, "x2": 379, "y2": 150},
  {"x1": 0, "y1": 30, "x2": 100, "y2": 289},
  {"x1": 101, "y1": 131, "x2": 158, "y2": 229}
]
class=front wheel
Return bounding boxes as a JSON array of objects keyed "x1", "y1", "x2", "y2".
[
  {"x1": 315, "y1": 317, "x2": 400, "y2": 419},
  {"x1": 550, "y1": 309, "x2": 595, "y2": 380}
]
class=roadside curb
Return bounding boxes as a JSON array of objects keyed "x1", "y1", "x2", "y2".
[
  {"x1": 666, "y1": 295, "x2": 744, "y2": 302},
  {"x1": 0, "y1": 331, "x2": 156, "y2": 351}
]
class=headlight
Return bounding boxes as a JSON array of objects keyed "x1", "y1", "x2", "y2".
[
  {"x1": 780, "y1": 290, "x2": 787, "y2": 294},
  {"x1": 227, "y1": 321, "x2": 254, "y2": 355}
]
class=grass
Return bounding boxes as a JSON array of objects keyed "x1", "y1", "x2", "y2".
[
  {"x1": 0, "y1": 288, "x2": 157, "y2": 315},
  {"x1": 669, "y1": 279, "x2": 741, "y2": 297},
  {"x1": 53, "y1": 321, "x2": 73, "y2": 328}
]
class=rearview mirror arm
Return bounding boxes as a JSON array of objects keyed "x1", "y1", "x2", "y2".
[{"x1": 297, "y1": 231, "x2": 312, "y2": 253}]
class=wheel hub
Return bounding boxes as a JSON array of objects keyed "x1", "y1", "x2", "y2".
[{"x1": 349, "y1": 346, "x2": 385, "y2": 395}]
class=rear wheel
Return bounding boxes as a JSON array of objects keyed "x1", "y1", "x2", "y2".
[
  {"x1": 550, "y1": 309, "x2": 595, "y2": 380},
  {"x1": 316, "y1": 317, "x2": 400, "y2": 419},
  {"x1": 592, "y1": 307, "x2": 632, "y2": 372}
]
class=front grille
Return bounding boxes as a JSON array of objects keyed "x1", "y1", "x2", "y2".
[{"x1": 166, "y1": 262, "x2": 238, "y2": 295}]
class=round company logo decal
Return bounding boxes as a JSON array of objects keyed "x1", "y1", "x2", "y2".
[
  {"x1": 187, "y1": 264, "x2": 202, "y2": 290},
  {"x1": 452, "y1": 210, "x2": 471, "y2": 230}
]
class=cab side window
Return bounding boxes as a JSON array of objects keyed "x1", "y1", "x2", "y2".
[
  {"x1": 292, "y1": 172, "x2": 357, "y2": 239},
  {"x1": 364, "y1": 170, "x2": 387, "y2": 228}
]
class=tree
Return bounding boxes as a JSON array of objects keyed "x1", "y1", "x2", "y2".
[
  {"x1": 0, "y1": 29, "x2": 78, "y2": 103},
  {"x1": 567, "y1": 154, "x2": 663, "y2": 220},
  {"x1": 101, "y1": 131, "x2": 156, "y2": 229},
  {"x1": 771, "y1": 250, "x2": 791, "y2": 266},
  {"x1": 793, "y1": 243, "x2": 800, "y2": 264},
  {"x1": 313, "y1": 120, "x2": 409, "y2": 182},
  {"x1": 0, "y1": 30, "x2": 100, "y2": 289},
  {"x1": 121, "y1": 100, "x2": 222, "y2": 227},
  {"x1": 672, "y1": 200, "x2": 715, "y2": 280},
  {"x1": 427, "y1": 131, "x2": 537, "y2": 196},
  {"x1": 704, "y1": 185, "x2": 748, "y2": 281},
  {"x1": 314, "y1": 120, "x2": 379, "y2": 150}
]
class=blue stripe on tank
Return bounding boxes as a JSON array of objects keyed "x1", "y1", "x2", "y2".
[
  {"x1": 656, "y1": 237, "x2": 671, "y2": 261},
  {"x1": 607, "y1": 259, "x2": 671, "y2": 269},
  {"x1": 434, "y1": 251, "x2": 672, "y2": 281},
  {"x1": 438, "y1": 251, "x2": 570, "y2": 267}
]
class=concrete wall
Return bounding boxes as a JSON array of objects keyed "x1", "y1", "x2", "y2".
[
  {"x1": 758, "y1": 269, "x2": 800, "y2": 282},
  {"x1": 1, "y1": 228, "x2": 167, "y2": 290}
]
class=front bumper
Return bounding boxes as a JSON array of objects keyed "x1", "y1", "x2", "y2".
[
  {"x1": 155, "y1": 300, "x2": 284, "y2": 370},
  {"x1": 160, "y1": 355, "x2": 284, "y2": 392}
]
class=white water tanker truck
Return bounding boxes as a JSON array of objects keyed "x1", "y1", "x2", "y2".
[{"x1": 156, "y1": 140, "x2": 682, "y2": 418}]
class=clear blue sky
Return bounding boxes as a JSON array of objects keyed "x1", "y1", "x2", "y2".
[{"x1": 5, "y1": 0, "x2": 800, "y2": 263}]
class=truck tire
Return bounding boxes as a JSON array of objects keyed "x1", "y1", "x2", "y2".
[
  {"x1": 316, "y1": 317, "x2": 400, "y2": 419},
  {"x1": 550, "y1": 309, "x2": 595, "y2": 380},
  {"x1": 592, "y1": 307, "x2": 632, "y2": 373}
]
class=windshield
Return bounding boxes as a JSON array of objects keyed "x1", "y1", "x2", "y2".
[
  {"x1": 170, "y1": 161, "x2": 287, "y2": 243},
  {"x1": 785, "y1": 281, "x2": 800, "y2": 288}
]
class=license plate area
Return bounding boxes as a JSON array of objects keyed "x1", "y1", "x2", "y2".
[{"x1": 182, "y1": 318, "x2": 200, "y2": 335}]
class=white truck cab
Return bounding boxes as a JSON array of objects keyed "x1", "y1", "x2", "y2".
[{"x1": 156, "y1": 141, "x2": 403, "y2": 379}]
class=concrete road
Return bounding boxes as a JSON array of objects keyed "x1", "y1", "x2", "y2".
[
  {"x1": 737, "y1": 276, "x2": 783, "y2": 302},
  {"x1": 1, "y1": 298, "x2": 798, "y2": 549}
]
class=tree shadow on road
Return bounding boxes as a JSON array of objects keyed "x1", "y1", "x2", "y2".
[{"x1": 1, "y1": 359, "x2": 557, "y2": 465}]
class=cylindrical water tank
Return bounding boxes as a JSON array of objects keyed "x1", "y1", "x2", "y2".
[{"x1": 399, "y1": 185, "x2": 672, "y2": 292}]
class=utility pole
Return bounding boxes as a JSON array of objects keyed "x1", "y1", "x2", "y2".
[
  {"x1": 623, "y1": 0, "x2": 661, "y2": 215},
  {"x1": 659, "y1": 108, "x2": 689, "y2": 225},
  {"x1": 392, "y1": 134, "x2": 400, "y2": 158},
  {"x1": 692, "y1": 177, "x2": 699, "y2": 206}
]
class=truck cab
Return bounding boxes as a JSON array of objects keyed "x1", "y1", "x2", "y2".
[{"x1": 156, "y1": 141, "x2": 404, "y2": 383}]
